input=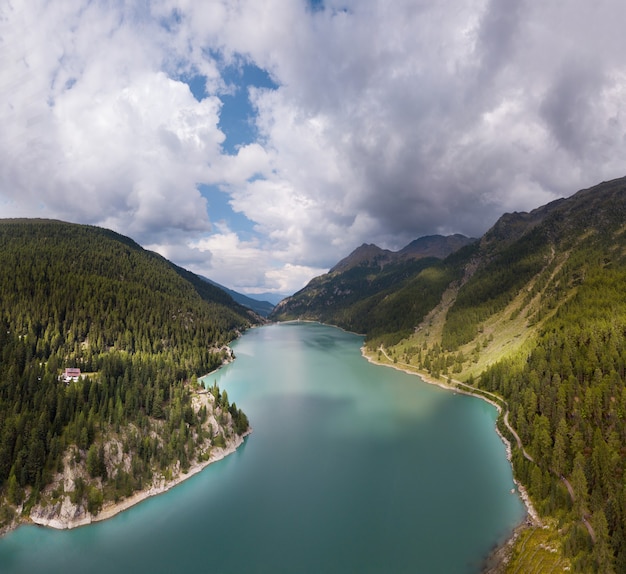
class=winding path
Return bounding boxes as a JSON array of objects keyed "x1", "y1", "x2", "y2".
[
  {"x1": 375, "y1": 346, "x2": 596, "y2": 543},
  {"x1": 559, "y1": 476, "x2": 596, "y2": 543},
  {"x1": 503, "y1": 411, "x2": 534, "y2": 463}
]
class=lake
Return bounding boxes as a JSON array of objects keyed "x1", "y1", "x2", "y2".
[{"x1": 0, "y1": 322, "x2": 525, "y2": 573}]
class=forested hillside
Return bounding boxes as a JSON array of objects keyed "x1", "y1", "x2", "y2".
[
  {"x1": 273, "y1": 176, "x2": 626, "y2": 572},
  {"x1": 0, "y1": 219, "x2": 258, "y2": 531},
  {"x1": 270, "y1": 234, "x2": 474, "y2": 343},
  {"x1": 380, "y1": 178, "x2": 626, "y2": 573}
]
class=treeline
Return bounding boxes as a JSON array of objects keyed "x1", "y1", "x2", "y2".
[
  {"x1": 442, "y1": 227, "x2": 550, "y2": 350},
  {"x1": 0, "y1": 220, "x2": 256, "y2": 525},
  {"x1": 480, "y1": 262, "x2": 626, "y2": 573}
]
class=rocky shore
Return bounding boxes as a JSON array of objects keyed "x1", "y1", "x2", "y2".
[
  {"x1": 1, "y1": 381, "x2": 250, "y2": 537},
  {"x1": 28, "y1": 429, "x2": 249, "y2": 531}
]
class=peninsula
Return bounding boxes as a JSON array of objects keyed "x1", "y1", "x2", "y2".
[
  {"x1": 26, "y1": 383, "x2": 250, "y2": 532},
  {"x1": 0, "y1": 220, "x2": 261, "y2": 535}
]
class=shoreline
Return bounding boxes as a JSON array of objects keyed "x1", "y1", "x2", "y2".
[
  {"x1": 9, "y1": 358, "x2": 250, "y2": 535},
  {"x1": 203, "y1": 344, "x2": 236, "y2": 378},
  {"x1": 28, "y1": 430, "x2": 251, "y2": 531},
  {"x1": 360, "y1": 345, "x2": 541, "y2": 570}
]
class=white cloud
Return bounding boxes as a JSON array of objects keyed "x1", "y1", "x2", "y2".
[
  {"x1": 222, "y1": 0, "x2": 626, "y2": 247},
  {"x1": 2, "y1": 0, "x2": 626, "y2": 295},
  {"x1": 264, "y1": 263, "x2": 327, "y2": 295},
  {"x1": 180, "y1": 223, "x2": 325, "y2": 295},
  {"x1": 0, "y1": 1, "x2": 226, "y2": 243}
]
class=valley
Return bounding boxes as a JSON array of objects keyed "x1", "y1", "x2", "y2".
[{"x1": 272, "y1": 176, "x2": 626, "y2": 573}]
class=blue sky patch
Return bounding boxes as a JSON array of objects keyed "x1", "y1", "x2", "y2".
[
  {"x1": 308, "y1": 0, "x2": 325, "y2": 12},
  {"x1": 185, "y1": 74, "x2": 208, "y2": 102},
  {"x1": 200, "y1": 184, "x2": 257, "y2": 238},
  {"x1": 181, "y1": 62, "x2": 277, "y2": 154},
  {"x1": 218, "y1": 62, "x2": 278, "y2": 154},
  {"x1": 182, "y1": 63, "x2": 275, "y2": 244}
]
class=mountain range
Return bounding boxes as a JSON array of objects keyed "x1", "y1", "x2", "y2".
[
  {"x1": 328, "y1": 233, "x2": 475, "y2": 274},
  {"x1": 3, "y1": 175, "x2": 626, "y2": 570},
  {"x1": 271, "y1": 233, "x2": 475, "y2": 341}
]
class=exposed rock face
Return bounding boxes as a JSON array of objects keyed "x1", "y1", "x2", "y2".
[
  {"x1": 30, "y1": 497, "x2": 91, "y2": 529},
  {"x1": 330, "y1": 244, "x2": 396, "y2": 273},
  {"x1": 398, "y1": 234, "x2": 475, "y2": 260},
  {"x1": 25, "y1": 389, "x2": 249, "y2": 531}
]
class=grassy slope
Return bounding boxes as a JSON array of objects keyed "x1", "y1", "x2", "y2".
[{"x1": 391, "y1": 247, "x2": 572, "y2": 382}]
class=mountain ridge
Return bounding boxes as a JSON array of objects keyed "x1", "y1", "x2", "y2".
[
  {"x1": 329, "y1": 233, "x2": 476, "y2": 274},
  {"x1": 271, "y1": 233, "x2": 475, "y2": 340},
  {"x1": 271, "y1": 175, "x2": 626, "y2": 572},
  {"x1": 201, "y1": 276, "x2": 275, "y2": 317}
]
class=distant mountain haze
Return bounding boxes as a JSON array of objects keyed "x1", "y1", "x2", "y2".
[{"x1": 201, "y1": 277, "x2": 275, "y2": 317}]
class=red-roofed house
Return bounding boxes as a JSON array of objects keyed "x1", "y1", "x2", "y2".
[{"x1": 62, "y1": 368, "x2": 81, "y2": 383}]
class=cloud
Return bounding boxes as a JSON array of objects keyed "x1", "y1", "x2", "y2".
[
  {"x1": 218, "y1": 0, "x2": 626, "y2": 248},
  {"x1": 2, "y1": 0, "x2": 626, "y2": 295},
  {"x1": 161, "y1": 222, "x2": 327, "y2": 295},
  {"x1": 0, "y1": 1, "x2": 226, "y2": 243}
]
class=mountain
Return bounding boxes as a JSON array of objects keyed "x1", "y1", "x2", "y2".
[
  {"x1": 411, "y1": 177, "x2": 626, "y2": 571},
  {"x1": 202, "y1": 277, "x2": 275, "y2": 317},
  {"x1": 271, "y1": 176, "x2": 626, "y2": 572},
  {"x1": 0, "y1": 219, "x2": 259, "y2": 533},
  {"x1": 329, "y1": 234, "x2": 475, "y2": 274},
  {"x1": 248, "y1": 291, "x2": 288, "y2": 306},
  {"x1": 270, "y1": 234, "x2": 474, "y2": 342},
  {"x1": 329, "y1": 243, "x2": 397, "y2": 274}
]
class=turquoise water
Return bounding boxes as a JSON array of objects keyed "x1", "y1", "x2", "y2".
[{"x1": 0, "y1": 323, "x2": 525, "y2": 573}]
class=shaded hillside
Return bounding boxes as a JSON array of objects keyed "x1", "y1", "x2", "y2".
[
  {"x1": 328, "y1": 243, "x2": 397, "y2": 274},
  {"x1": 270, "y1": 234, "x2": 474, "y2": 342},
  {"x1": 0, "y1": 219, "x2": 258, "y2": 531}
]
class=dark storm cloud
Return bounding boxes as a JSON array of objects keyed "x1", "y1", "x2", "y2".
[{"x1": 540, "y1": 63, "x2": 608, "y2": 158}]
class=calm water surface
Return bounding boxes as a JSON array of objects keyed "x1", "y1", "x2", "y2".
[{"x1": 0, "y1": 323, "x2": 525, "y2": 573}]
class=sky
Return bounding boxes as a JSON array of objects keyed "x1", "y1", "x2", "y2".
[{"x1": 1, "y1": 0, "x2": 625, "y2": 298}]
